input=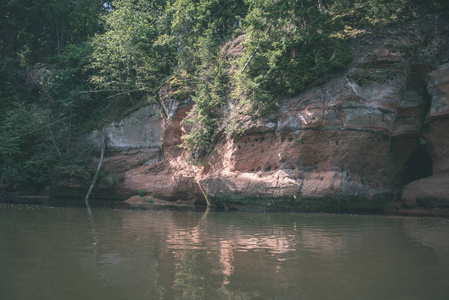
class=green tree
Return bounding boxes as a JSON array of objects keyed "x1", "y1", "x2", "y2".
[
  {"x1": 233, "y1": 0, "x2": 350, "y2": 111},
  {"x1": 89, "y1": 0, "x2": 167, "y2": 97},
  {"x1": 0, "y1": 0, "x2": 106, "y2": 188},
  {"x1": 182, "y1": 30, "x2": 228, "y2": 159},
  {"x1": 0, "y1": 103, "x2": 55, "y2": 186}
]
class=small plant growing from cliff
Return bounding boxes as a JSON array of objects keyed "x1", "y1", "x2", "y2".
[
  {"x1": 267, "y1": 200, "x2": 276, "y2": 207},
  {"x1": 419, "y1": 137, "x2": 427, "y2": 147},
  {"x1": 146, "y1": 197, "x2": 154, "y2": 205},
  {"x1": 137, "y1": 189, "x2": 146, "y2": 197}
]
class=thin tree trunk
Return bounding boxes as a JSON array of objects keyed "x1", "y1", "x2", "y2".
[
  {"x1": 56, "y1": 19, "x2": 61, "y2": 56},
  {"x1": 48, "y1": 124, "x2": 62, "y2": 160},
  {"x1": 241, "y1": 48, "x2": 258, "y2": 73},
  {"x1": 85, "y1": 134, "x2": 106, "y2": 206},
  {"x1": 66, "y1": 109, "x2": 72, "y2": 153},
  {"x1": 317, "y1": 0, "x2": 326, "y2": 13}
]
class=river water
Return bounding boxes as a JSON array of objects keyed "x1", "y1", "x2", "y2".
[{"x1": 1, "y1": 200, "x2": 449, "y2": 300}]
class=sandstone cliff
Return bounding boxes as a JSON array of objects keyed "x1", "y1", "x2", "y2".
[{"x1": 54, "y1": 12, "x2": 449, "y2": 214}]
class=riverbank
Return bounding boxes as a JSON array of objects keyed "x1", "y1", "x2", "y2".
[{"x1": 2, "y1": 192, "x2": 449, "y2": 217}]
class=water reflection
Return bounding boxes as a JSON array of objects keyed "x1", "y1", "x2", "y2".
[
  {"x1": 1, "y1": 203, "x2": 449, "y2": 300},
  {"x1": 119, "y1": 210, "x2": 449, "y2": 299}
]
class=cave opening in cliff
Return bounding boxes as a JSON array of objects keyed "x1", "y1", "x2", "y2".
[
  {"x1": 390, "y1": 64, "x2": 434, "y2": 188},
  {"x1": 401, "y1": 144, "x2": 433, "y2": 185},
  {"x1": 391, "y1": 136, "x2": 433, "y2": 188}
]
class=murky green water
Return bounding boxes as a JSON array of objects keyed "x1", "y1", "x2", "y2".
[{"x1": 1, "y1": 201, "x2": 449, "y2": 300}]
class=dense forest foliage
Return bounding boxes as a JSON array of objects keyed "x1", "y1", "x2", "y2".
[{"x1": 0, "y1": 0, "x2": 448, "y2": 190}]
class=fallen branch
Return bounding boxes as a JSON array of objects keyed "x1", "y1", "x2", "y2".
[
  {"x1": 197, "y1": 180, "x2": 211, "y2": 207},
  {"x1": 85, "y1": 134, "x2": 106, "y2": 206},
  {"x1": 77, "y1": 88, "x2": 146, "y2": 96},
  {"x1": 77, "y1": 89, "x2": 130, "y2": 94}
]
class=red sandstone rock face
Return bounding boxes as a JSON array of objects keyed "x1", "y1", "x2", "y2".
[
  {"x1": 97, "y1": 103, "x2": 205, "y2": 203},
  {"x1": 51, "y1": 15, "x2": 449, "y2": 213},
  {"x1": 104, "y1": 70, "x2": 403, "y2": 206}
]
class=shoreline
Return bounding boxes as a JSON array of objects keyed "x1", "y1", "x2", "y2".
[{"x1": 1, "y1": 192, "x2": 449, "y2": 217}]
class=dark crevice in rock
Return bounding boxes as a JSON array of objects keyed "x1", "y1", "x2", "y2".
[
  {"x1": 402, "y1": 144, "x2": 433, "y2": 185},
  {"x1": 390, "y1": 135, "x2": 433, "y2": 188},
  {"x1": 390, "y1": 64, "x2": 435, "y2": 189}
]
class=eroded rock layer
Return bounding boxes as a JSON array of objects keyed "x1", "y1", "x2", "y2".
[{"x1": 51, "y1": 14, "x2": 449, "y2": 214}]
